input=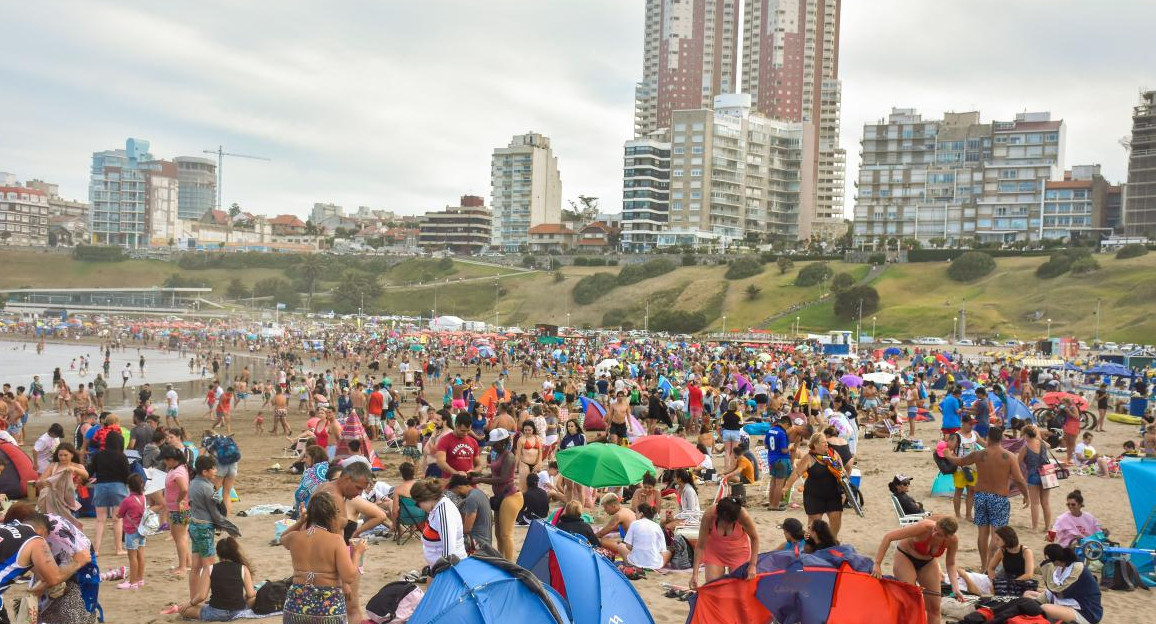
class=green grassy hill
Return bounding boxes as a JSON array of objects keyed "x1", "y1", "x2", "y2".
[{"x1": 3, "y1": 249, "x2": 1154, "y2": 343}]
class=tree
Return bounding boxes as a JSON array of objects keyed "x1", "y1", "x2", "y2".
[
  {"x1": 777, "y1": 257, "x2": 795, "y2": 274},
  {"x1": 1070, "y1": 256, "x2": 1101, "y2": 275},
  {"x1": 304, "y1": 219, "x2": 319, "y2": 236},
  {"x1": 295, "y1": 254, "x2": 324, "y2": 311},
  {"x1": 0, "y1": 231, "x2": 11, "y2": 245},
  {"x1": 929, "y1": 237, "x2": 947, "y2": 249},
  {"x1": 902, "y1": 237, "x2": 922, "y2": 250},
  {"x1": 226, "y1": 278, "x2": 251, "y2": 300},
  {"x1": 946, "y1": 251, "x2": 996, "y2": 282},
  {"x1": 332, "y1": 270, "x2": 382, "y2": 313},
  {"x1": 228, "y1": 203, "x2": 242, "y2": 219},
  {"x1": 830, "y1": 272, "x2": 855, "y2": 294},
  {"x1": 1116, "y1": 244, "x2": 1149, "y2": 259},
  {"x1": 745, "y1": 284, "x2": 762, "y2": 300},
  {"x1": 794, "y1": 262, "x2": 833, "y2": 286},
  {"x1": 521, "y1": 255, "x2": 537, "y2": 269},
  {"x1": 834, "y1": 285, "x2": 880, "y2": 322}
]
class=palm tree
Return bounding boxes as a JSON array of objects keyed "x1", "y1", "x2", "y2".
[{"x1": 296, "y1": 254, "x2": 324, "y2": 312}]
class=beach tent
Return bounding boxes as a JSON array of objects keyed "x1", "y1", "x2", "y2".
[
  {"x1": 517, "y1": 521, "x2": 654, "y2": 624},
  {"x1": 689, "y1": 553, "x2": 925, "y2": 624},
  {"x1": 409, "y1": 551, "x2": 573, "y2": 624},
  {"x1": 0, "y1": 442, "x2": 38, "y2": 498},
  {"x1": 1085, "y1": 363, "x2": 1134, "y2": 377},
  {"x1": 1120, "y1": 459, "x2": 1156, "y2": 586}
]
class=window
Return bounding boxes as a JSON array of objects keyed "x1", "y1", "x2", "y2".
[
  {"x1": 673, "y1": 170, "x2": 684, "y2": 177},
  {"x1": 690, "y1": 169, "x2": 702, "y2": 177},
  {"x1": 673, "y1": 147, "x2": 685, "y2": 154},
  {"x1": 1000, "y1": 169, "x2": 1018, "y2": 179}
]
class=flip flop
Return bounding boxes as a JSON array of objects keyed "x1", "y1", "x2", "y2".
[{"x1": 161, "y1": 604, "x2": 180, "y2": 615}]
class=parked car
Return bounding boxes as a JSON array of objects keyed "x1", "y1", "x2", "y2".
[
  {"x1": 879, "y1": 338, "x2": 902, "y2": 344},
  {"x1": 956, "y1": 339, "x2": 975, "y2": 346},
  {"x1": 1103, "y1": 342, "x2": 1119, "y2": 351},
  {"x1": 914, "y1": 337, "x2": 948, "y2": 345}
]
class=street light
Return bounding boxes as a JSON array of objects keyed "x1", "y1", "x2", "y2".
[
  {"x1": 872, "y1": 316, "x2": 877, "y2": 341},
  {"x1": 1094, "y1": 298, "x2": 1101, "y2": 344},
  {"x1": 1047, "y1": 318, "x2": 1052, "y2": 340},
  {"x1": 722, "y1": 315, "x2": 727, "y2": 334},
  {"x1": 795, "y1": 316, "x2": 800, "y2": 336},
  {"x1": 952, "y1": 317, "x2": 958, "y2": 342}
]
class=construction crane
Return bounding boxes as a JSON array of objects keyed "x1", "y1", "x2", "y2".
[{"x1": 203, "y1": 146, "x2": 271, "y2": 213}]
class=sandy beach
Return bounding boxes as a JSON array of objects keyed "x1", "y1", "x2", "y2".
[{"x1": 4, "y1": 364, "x2": 1152, "y2": 624}]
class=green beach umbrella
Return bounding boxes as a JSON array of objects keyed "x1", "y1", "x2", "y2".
[{"x1": 556, "y1": 444, "x2": 657, "y2": 488}]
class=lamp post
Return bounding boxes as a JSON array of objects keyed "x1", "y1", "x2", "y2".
[
  {"x1": 493, "y1": 279, "x2": 500, "y2": 329},
  {"x1": 795, "y1": 316, "x2": 800, "y2": 336},
  {"x1": 1094, "y1": 298, "x2": 1101, "y2": 344},
  {"x1": 872, "y1": 316, "x2": 877, "y2": 342},
  {"x1": 952, "y1": 317, "x2": 958, "y2": 342},
  {"x1": 722, "y1": 315, "x2": 727, "y2": 334},
  {"x1": 1047, "y1": 318, "x2": 1052, "y2": 340}
]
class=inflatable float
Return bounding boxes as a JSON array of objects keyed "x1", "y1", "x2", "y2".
[{"x1": 1108, "y1": 412, "x2": 1143, "y2": 426}]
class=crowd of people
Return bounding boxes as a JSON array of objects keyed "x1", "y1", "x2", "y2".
[{"x1": 0, "y1": 324, "x2": 1151, "y2": 624}]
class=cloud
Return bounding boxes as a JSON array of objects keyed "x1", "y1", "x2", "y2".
[{"x1": 0, "y1": 0, "x2": 1152, "y2": 221}]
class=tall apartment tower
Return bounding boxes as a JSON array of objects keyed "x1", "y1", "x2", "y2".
[
  {"x1": 173, "y1": 157, "x2": 217, "y2": 221},
  {"x1": 742, "y1": 0, "x2": 844, "y2": 239},
  {"x1": 1124, "y1": 90, "x2": 1156, "y2": 237},
  {"x1": 634, "y1": 0, "x2": 739, "y2": 138},
  {"x1": 90, "y1": 138, "x2": 153, "y2": 248},
  {"x1": 490, "y1": 132, "x2": 562, "y2": 252}
]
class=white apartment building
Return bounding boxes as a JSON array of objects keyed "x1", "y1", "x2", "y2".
[
  {"x1": 490, "y1": 132, "x2": 562, "y2": 252},
  {"x1": 0, "y1": 184, "x2": 50, "y2": 246},
  {"x1": 854, "y1": 109, "x2": 1065, "y2": 246},
  {"x1": 622, "y1": 94, "x2": 806, "y2": 249}
]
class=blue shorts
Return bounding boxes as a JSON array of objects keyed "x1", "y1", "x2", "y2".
[
  {"x1": 973, "y1": 491, "x2": 1010, "y2": 527},
  {"x1": 92, "y1": 482, "x2": 128, "y2": 508},
  {"x1": 769, "y1": 458, "x2": 793, "y2": 479},
  {"x1": 721, "y1": 429, "x2": 742, "y2": 443},
  {"x1": 124, "y1": 532, "x2": 146, "y2": 550},
  {"x1": 200, "y1": 604, "x2": 245, "y2": 621}
]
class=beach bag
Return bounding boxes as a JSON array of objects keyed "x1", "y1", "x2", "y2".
[
  {"x1": 366, "y1": 581, "x2": 424, "y2": 623},
  {"x1": 75, "y1": 548, "x2": 104, "y2": 621},
  {"x1": 1038, "y1": 462, "x2": 1059, "y2": 490},
  {"x1": 137, "y1": 504, "x2": 161, "y2": 537},
  {"x1": 933, "y1": 450, "x2": 957, "y2": 475},
  {"x1": 1101, "y1": 557, "x2": 1147, "y2": 591},
  {"x1": 667, "y1": 533, "x2": 693, "y2": 570},
  {"x1": 253, "y1": 577, "x2": 291, "y2": 615}
]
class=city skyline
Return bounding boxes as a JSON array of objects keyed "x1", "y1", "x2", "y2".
[{"x1": 1, "y1": 0, "x2": 1153, "y2": 220}]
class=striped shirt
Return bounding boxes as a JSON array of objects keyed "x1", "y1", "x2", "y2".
[{"x1": 420, "y1": 496, "x2": 466, "y2": 566}]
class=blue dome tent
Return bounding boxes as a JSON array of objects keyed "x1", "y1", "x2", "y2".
[
  {"x1": 409, "y1": 551, "x2": 573, "y2": 624},
  {"x1": 517, "y1": 521, "x2": 654, "y2": 624}
]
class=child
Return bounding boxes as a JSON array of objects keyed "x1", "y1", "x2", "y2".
[
  {"x1": 116, "y1": 473, "x2": 149, "y2": 589},
  {"x1": 254, "y1": 411, "x2": 265, "y2": 435}
]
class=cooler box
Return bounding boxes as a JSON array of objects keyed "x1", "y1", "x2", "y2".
[
  {"x1": 849, "y1": 468, "x2": 861, "y2": 489},
  {"x1": 1129, "y1": 397, "x2": 1148, "y2": 417}
]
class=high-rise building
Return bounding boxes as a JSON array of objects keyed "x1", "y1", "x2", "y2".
[
  {"x1": 490, "y1": 132, "x2": 562, "y2": 252},
  {"x1": 1041, "y1": 165, "x2": 1113, "y2": 242},
  {"x1": 634, "y1": 0, "x2": 739, "y2": 138},
  {"x1": 90, "y1": 138, "x2": 153, "y2": 248},
  {"x1": 621, "y1": 135, "x2": 671, "y2": 251},
  {"x1": 146, "y1": 160, "x2": 180, "y2": 246},
  {"x1": 621, "y1": 94, "x2": 804, "y2": 249},
  {"x1": 854, "y1": 109, "x2": 1068, "y2": 246},
  {"x1": 1124, "y1": 90, "x2": 1156, "y2": 237},
  {"x1": 173, "y1": 157, "x2": 216, "y2": 221},
  {"x1": 742, "y1": 0, "x2": 844, "y2": 239},
  {"x1": 0, "y1": 184, "x2": 50, "y2": 246},
  {"x1": 418, "y1": 195, "x2": 492, "y2": 255}
]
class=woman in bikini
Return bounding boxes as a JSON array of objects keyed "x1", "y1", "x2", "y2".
[
  {"x1": 280, "y1": 492, "x2": 367, "y2": 624},
  {"x1": 515, "y1": 420, "x2": 542, "y2": 476},
  {"x1": 873, "y1": 516, "x2": 965, "y2": 624}
]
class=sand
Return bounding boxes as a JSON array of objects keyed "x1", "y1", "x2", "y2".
[{"x1": 8, "y1": 375, "x2": 1151, "y2": 624}]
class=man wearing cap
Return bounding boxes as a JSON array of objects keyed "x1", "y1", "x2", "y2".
[
  {"x1": 888, "y1": 474, "x2": 924, "y2": 515},
  {"x1": 448, "y1": 474, "x2": 493, "y2": 551},
  {"x1": 765, "y1": 414, "x2": 793, "y2": 511},
  {"x1": 952, "y1": 414, "x2": 980, "y2": 520},
  {"x1": 165, "y1": 383, "x2": 181, "y2": 429}
]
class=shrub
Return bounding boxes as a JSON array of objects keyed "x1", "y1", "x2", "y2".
[
  {"x1": 745, "y1": 284, "x2": 762, "y2": 300},
  {"x1": 649, "y1": 310, "x2": 708, "y2": 333},
  {"x1": 1036, "y1": 255, "x2": 1073, "y2": 279},
  {"x1": 616, "y1": 258, "x2": 676, "y2": 286},
  {"x1": 437, "y1": 257, "x2": 454, "y2": 271},
  {"x1": 867, "y1": 253, "x2": 886, "y2": 265},
  {"x1": 776, "y1": 257, "x2": 795, "y2": 274},
  {"x1": 724, "y1": 257, "x2": 764, "y2": 280},
  {"x1": 1116, "y1": 244, "x2": 1149, "y2": 259},
  {"x1": 607, "y1": 259, "x2": 619, "y2": 266},
  {"x1": 1070, "y1": 256, "x2": 1101, "y2": 275},
  {"x1": 830, "y1": 272, "x2": 856, "y2": 294},
  {"x1": 521, "y1": 255, "x2": 537, "y2": 269},
  {"x1": 572, "y1": 257, "x2": 588, "y2": 266},
  {"x1": 73, "y1": 245, "x2": 126, "y2": 262},
  {"x1": 681, "y1": 254, "x2": 697, "y2": 267},
  {"x1": 553, "y1": 270, "x2": 565, "y2": 283},
  {"x1": 946, "y1": 251, "x2": 996, "y2": 282},
  {"x1": 601, "y1": 308, "x2": 634, "y2": 330},
  {"x1": 572, "y1": 273, "x2": 618, "y2": 305},
  {"x1": 834, "y1": 285, "x2": 880, "y2": 322},
  {"x1": 795, "y1": 262, "x2": 834, "y2": 287}
]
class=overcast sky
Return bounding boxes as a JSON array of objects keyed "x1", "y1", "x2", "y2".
[{"x1": 1, "y1": 0, "x2": 1153, "y2": 219}]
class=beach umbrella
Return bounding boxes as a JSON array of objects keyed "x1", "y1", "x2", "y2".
[
  {"x1": 556, "y1": 444, "x2": 656, "y2": 488},
  {"x1": 863, "y1": 371, "x2": 895, "y2": 384},
  {"x1": 883, "y1": 347, "x2": 902, "y2": 357},
  {"x1": 757, "y1": 352, "x2": 773, "y2": 363},
  {"x1": 839, "y1": 374, "x2": 863, "y2": 388},
  {"x1": 874, "y1": 361, "x2": 896, "y2": 371},
  {"x1": 629, "y1": 435, "x2": 706, "y2": 469}
]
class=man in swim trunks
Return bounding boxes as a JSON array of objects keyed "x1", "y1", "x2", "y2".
[
  {"x1": 947, "y1": 425, "x2": 1029, "y2": 571},
  {"x1": 271, "y1": 387, "x2": 290, "y2": 436},
  {"x1": 608, "y1": 392, "x2": 630, "y2": 444}
]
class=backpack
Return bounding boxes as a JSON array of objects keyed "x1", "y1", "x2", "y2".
[
  {"x1": 1101, "y1": 557, "x2": 1148, "y2": 592},
  {"x1": 253, "y1": 578, "x2": 291, "y2": 615},
  {"x1": 933, "y1": 450, "x2": 957, "y2": 475},
  {"x1": 366, "y1": 581, "x2": 424, "y2": 623},
  {"x1": 667, "y1": 534, "x2": 693, "y2": 570},
  {"x1": 208, "y1": 434, "x2": 242, "y2": 465}
]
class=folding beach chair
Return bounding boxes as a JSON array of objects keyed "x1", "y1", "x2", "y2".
[
  {"x1": 394, "y1": 496, "x2": 428, "y2": 546},
  {"x1": 891, "y1": 494, "x2": 931, "y2": 527}
]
